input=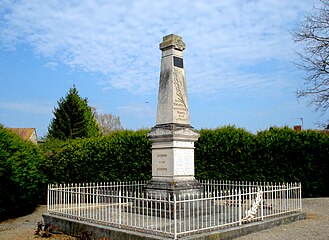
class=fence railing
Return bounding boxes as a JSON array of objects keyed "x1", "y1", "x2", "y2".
[{"x1": 47, "y1": 181, "x2": 302, "y2": 239}]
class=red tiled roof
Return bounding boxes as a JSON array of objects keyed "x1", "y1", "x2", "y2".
[{"x1": 7, "y1": 128, "x2": 36, "y2": 140}]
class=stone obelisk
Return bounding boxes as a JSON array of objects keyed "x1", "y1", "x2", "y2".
[{"x1": 146, "y1": 34, "x2": 200, "y2": 195}]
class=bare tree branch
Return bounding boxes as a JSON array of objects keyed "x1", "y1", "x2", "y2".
[
  {"x1": 293, "y1": 0, "x2": 329, "y2": 119},
  {"x1": 91, "y1": 107, "x2": 123, "y2": 135}
]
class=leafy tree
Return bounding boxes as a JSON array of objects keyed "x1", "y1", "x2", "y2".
[
  {"x1": 47, "y1": 85, "x2": 100, "y2": 140},
  {"x1": 92, "y1": 107, "x2": 123, "y2": 135},
  {"x1": 0, "y1": 124, "x2": 47, "y2": 220},
  {"x1": 293, "y1": 0, "x2": 329, "y2": 122}
]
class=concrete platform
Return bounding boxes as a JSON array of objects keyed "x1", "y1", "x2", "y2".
[{"x1": 42, "y1": 212, "x2": 305, "y2": 240}]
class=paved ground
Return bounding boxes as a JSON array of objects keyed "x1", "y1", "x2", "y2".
[
  {"x1": 235, "y1": 198, "x2": 329, "y2": 240},
  {"x1": 0, "y1": 198, "x2": 328, "y2": 240}
]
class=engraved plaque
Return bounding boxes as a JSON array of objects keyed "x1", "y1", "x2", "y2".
[
  {"x1": 174, "y1": 149, "x2": 194, "y2": 176},
  {"x1": 152, "y1": 149, "x2": 172, "y2": 177},
  {"x1": 173, "y1": 56, "x2": 183, "y2": 68}
]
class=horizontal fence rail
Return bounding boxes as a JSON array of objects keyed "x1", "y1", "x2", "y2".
[{"x1": 47, "y1": 181, "x2": 302, "y2": 239}]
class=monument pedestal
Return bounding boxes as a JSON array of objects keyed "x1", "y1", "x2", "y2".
[{"x1": 145, "y1": 123, "x2": 202, "y2": 197}]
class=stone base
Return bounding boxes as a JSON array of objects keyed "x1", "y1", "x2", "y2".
[
  {"x1": 128, "y1": 179, "x2": 204, "y2": 219},
  {"x1": 145, "y1": 179, "x2": 203, "y2": 198},
  {"x1": 42, "y1": 212, "x2": 306, "y2": 240}
]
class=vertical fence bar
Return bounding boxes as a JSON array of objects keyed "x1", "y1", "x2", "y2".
[
  {"x1": 47, "y1": 184, "x2": 50, "y2": 212},
  {"x1": 142, "y1": 191, "x2": 145, "y2": 229},
  {"x1": 53, "y1": 184, "x2": 55, "y2": 212},
  {"x1": 150, "y1": 193, "x2": 153, "y2": 230},
  {"x1": 193, "y1": 192, "x2": 196, "y2": 231},
  {"x1": 137, "y1": 190, "x2": 141, "y2": 229},
  {"x1": 164, "y1": 193, "x2": 167, "y2": 233},
  {"x1": 202, "y1": 190, "x2": 205, "y2": 228},
  {"x1": 197, "y1": 192, "x2": 200, "y2": 232},
  {"x1": 160, "y1": 194, "x2": 162, "y2": 231},
  {"x1": 291, "y1": 183, "x2": 294, "y2": 211},
  {"x1": 59, "y1": 184, "x2": 62, "y2": 215},
  {"x1": 64, "y1": 184, "x2": 67, "y2": 216},
  {"x1": 292, "y1": 183, "x2": 297, "y2": 210},
  {"x1": 286, "y1": 183, "x2": 289, "y2": 213},
  {"x1": 155, "y1": 194, "x2": 158, "y2": 231},
  {"x1": 125, "y1": 187, "x2": 129, "y2": 226},
  {"x1": 205, "y1": 189, "x2": 208, "y2": 229},
  {"x1": 78, "y1": 183, "x2": 81, "y2": 220},
  {"x1": 261, "y1": 186, "x2": 264, "y2": 221},
  {"x1": 238, "y1": 188, "x2": 242, "y2": 226},
  {"x1": 217, "y1": 190, "x2": 220, "y2": 226},
  {"x1": 118, "y1": 185, "x2": 122, "y2": 224},
  {"x1": 179, "y1": 194, "x2": 182, "y2": 234},
  {"x1": 295, "y1": 183, "x2": 298, "y2": 211},
  {"x1": 212, "y1": 190, "x2": 215, "y2": 228},
  {"x1": 299, "y1": 183, "x2": 302, "y2": 211},
  {"x1": 228, "y1": 189, "x2": 231, "y2": 225},
  {"x1": 88, "y1": 183, "x2": 90, "y2": 220},
  {"x1": 173, "y1": 193, "x2": 177, "y2": 240}
]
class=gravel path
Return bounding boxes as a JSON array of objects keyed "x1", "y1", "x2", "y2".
[
  {"x1": 235, "y1": 198, "x2": 329, "y2": 240},
  {"x1": 0, "y1": 198, "x2": 328, "y2": 240},
  {"x1": 0, "y1": 205, "x2": 76, "y2": 240}
]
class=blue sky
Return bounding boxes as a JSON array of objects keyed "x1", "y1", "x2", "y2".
[{"x1": 0, "y1": 0, "x2": 325, "y2": 137}]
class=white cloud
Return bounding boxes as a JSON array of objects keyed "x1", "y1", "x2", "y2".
[
  {"x1": 0, "y1": 101, "x2": 53, "y2": 114},
  {"x1": 44, "y1": 61, "x2": 58, "y2": 70},
  {"x1": 0, "y1": 0, "x2": 319, "y2": 95}
]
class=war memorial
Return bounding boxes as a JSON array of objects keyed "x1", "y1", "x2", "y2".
[{"x1": 43, "y1": 34, "x2": 304, "y2": 239}]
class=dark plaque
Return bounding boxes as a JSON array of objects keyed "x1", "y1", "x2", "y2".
[{"x1": 173, "y1": 56, "x2": 184, "y2": 68}]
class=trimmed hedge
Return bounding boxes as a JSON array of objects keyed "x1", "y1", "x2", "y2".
[
  {"x1": 0, "y1": 125, "x2": 47, "y2": 220},
  {"x1": 195, "y1": 126, "x2": 257, "y2": 181},
  {"x1": 41, "y1": 129, "x2": 151, "y2": 183},
  {"x1": 254, "y1": 127, "x2": 329, "y2": 197},
  {"x1": 41, "y1": 126, "x2": 329, "y2": 197},
  {"x1": 194, "y1": 126, "x2": 328, "y2": 197}
]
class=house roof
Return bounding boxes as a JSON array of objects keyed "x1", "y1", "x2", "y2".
[
  {"x1": 317, "y1": 129, "x2": 329, "y2": 135},
  {"x1": 7, "y1": 128, "x2": 37, "y2": 141}
]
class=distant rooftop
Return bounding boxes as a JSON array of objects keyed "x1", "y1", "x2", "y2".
[{"x1": 7, "y1": 128, "x2": 38, "y2": 144}]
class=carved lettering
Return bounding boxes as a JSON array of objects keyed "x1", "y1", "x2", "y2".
[
  {"x1": 157, "y1": 168, "x2": 167, "y2": 171},
  {"x1": 157, "y1": 153, "x2": 167, "y2": 158}
]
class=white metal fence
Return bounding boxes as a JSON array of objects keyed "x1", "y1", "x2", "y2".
[{"x1": 47, "y1": 181, "x2": 302, "y2": 239}]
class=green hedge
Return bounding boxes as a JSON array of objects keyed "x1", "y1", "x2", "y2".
[
  {"x1": 0, "y1": 125, "x2": 47, "y2": 220},
  {"x1": 254, "y1": 127, "x2": 329, "y2": 197},
  {"x1": 41, "y1": 126, "x2": 329, "y2": 197},
  {"x1": 41, "y1": 129, "x2": 151, "y2": 183},
  {"x1": 195, "y1": 126, "x2": 257, "y2": 181},
  {"x1": 194, "y1": 126, "x2": 328, "y2": 197}
]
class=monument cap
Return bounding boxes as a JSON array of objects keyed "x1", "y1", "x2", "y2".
[{"x1": 159, "y1": 34, "x2": 186, "y2": 51}]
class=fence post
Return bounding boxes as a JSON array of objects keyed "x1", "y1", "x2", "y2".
[
  {"x1": 238, "y1": 187, "x2": 242, "y2": 226},
  {"x1": 299, "y1": 183, "x2": 302, "y2": 211},
  {"x1": 47, "y1": 184, "x2": 50, "y2": 212},
  {"x1": 286, "y1": 183, "x2": 289, "y2": 213},
  {"x1": 119, "y1": 185, "x2": 122, "y2": 224},
  {"x1": 173, "y1": 193, "x2": 177, "y2": 240},
  {"x1": 261, "y1": 186, "x2": 264, "y2": 221},
  {"x1": 78, "y1": 183, "x2": 81, "y2": 220}
]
